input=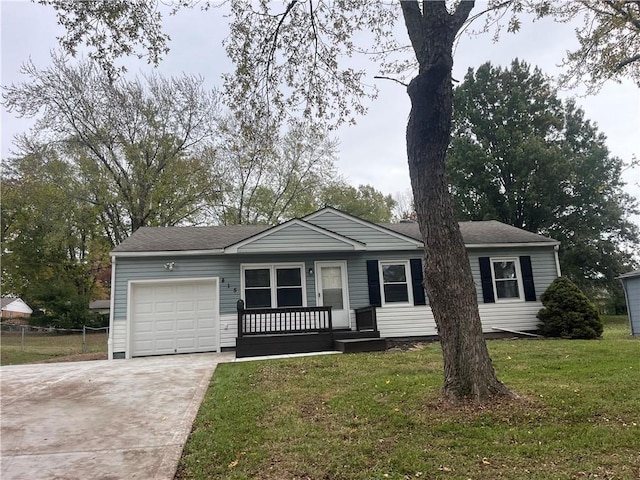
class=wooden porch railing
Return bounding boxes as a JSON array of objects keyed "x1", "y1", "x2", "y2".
[{"x1": 237, "y1": 300, "x2": 333, "y2": 337}]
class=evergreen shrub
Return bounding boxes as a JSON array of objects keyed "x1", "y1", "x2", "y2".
[{"x1": 537, "y1": 276, "x2": 603, "y2": 339}]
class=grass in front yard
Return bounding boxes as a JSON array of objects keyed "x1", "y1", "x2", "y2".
[
  {"x1": 0, "y1": 331, "x2": 108, "y2": 365},
  {"x1": 177, "y1": 316, "x2": 639, "y2": 480}
]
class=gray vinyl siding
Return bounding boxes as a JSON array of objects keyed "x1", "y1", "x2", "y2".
[
  {"x1": 112, "y1": 252, "x2": 365, "y2": 321},
  {"x1": 342, "y1": 252, "x2": 425, "y2": 309},
  {"x1": 111, "y1": 245, "x2": 559, "y2": 354},
  {"x1": 307, "y1": 210, "x2": 421, "y2": 250},
  {"x1": 621, "y1": 275, "x2": 640, "y2": 335},
  {"x1": 346, "y1": 246, "x2": 558, "y2": 307},
  {"x1": 236, "y1": 224, "x2": 358, "y2": 253},
  {"x1": 112, "y1": 256, "x2": 239, "y2": 322},
  {"x1": 113, "y1": 246, "x2": 558, "y2": 322},
  {"x1": 467, "y1": 247, "x2": 558, "y2": 303}
]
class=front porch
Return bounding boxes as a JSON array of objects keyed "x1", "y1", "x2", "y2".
[{"x1": 235, "y1": 303, "x2": 384, "y2": 358}]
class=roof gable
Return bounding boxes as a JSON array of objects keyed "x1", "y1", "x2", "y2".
[
  {"x1": 1, "y1": 297, "x2": 33, "y2": 314},
  {"x1": 304, "y1": 207, "x2": 424, "y2": 250},
  {"x1": 224, "y1": 218, "x2": 366, "y2": 254}
]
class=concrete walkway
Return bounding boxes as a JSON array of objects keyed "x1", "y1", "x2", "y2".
[{"x1": 1, "y1": 353, "x2": 234, "y2": 480}]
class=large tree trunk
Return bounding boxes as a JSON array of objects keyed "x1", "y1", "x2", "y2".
[{"x1": 402, "y1": 1, "x2": 513, "y2": 402}]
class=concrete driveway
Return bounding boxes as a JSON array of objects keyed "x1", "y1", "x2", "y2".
[{"x1": 1, "y1": 352, "x2": 234, "y2": 480}]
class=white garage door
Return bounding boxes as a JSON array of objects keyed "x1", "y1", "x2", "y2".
[{"x1": 131, "y1": 279, "x2": 218, "y2": 357}]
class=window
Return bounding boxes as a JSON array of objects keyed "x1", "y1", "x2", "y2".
[
  {"x1": 491, "y1": 258, "x2": 523, "y2": 301},
  {"x1": 242, "y1": 264, "x2": 305, "y2": 308},
  {"x1": 379, "y1": 260, "x2": 413, "y2": 305},
  {"x1": 244, "y1": 268, "x2": 271, "y2": 308},
  {"x1": 276, "y1": 268, "x2": 303, "y2": 307}
]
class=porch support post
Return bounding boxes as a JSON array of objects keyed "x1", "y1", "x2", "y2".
[{"x1": 237, "y1": 299, "x2": 245, "y2": 338}]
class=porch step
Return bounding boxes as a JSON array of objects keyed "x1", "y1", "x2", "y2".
[
  {"x1": 333, "y1": 329, "x2": 380, "y2": 340},
  {"x1": 334, "y1": 337, "x2": 387, "y2": 353},
  {"x1": 236, "y1": 332, "x2": 334, "y2": 358}
]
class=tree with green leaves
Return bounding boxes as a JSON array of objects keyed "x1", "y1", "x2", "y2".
[
  {"x1": 212, "y1": 117, "x2": 340, "y2": 225},
  {"x1": 321, "y1": 183, "x2": 397, "y2": 223},
  {"x1": 537, "y1": 276, "x2": 603, "y2": 339},
  {"x1": 448, "y1": 59, "x2": 639, "y2": 308},
  {"x1": 1, "y1": 145, "x2": 110, "y2": 327},
  {"x1": 211, "y1": 116, "x2": 396, "y2": 224},
  {"x1": 25, "y1": 0, "x2": 640, "y2": 401},
  {"x1": 3, "y1": 55, "x2": 222, "y2": 244}
]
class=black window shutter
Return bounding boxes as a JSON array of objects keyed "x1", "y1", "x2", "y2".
[
  {"x1": 519, "y1": 256, "x2": 536, "y2": 301},
  {"x1": 410, "y1": 258, "x2": 427, "y2": 306},
  {"x1": 479, "y1": 257, "x2": 495, "y2": 303},
  {"x1": 366, "y1": 260, "x2": 381, "y2": 307}
]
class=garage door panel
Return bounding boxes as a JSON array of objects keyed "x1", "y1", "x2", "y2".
[
  {"x1": 136, "y1": 286, "x2": 158, "y2": 300},
  {"x1": 131, "y1": 280, "x2": 219, "y2": 357},
  {"x1": 155, "y1": 320, "x2": 175, "y2": 332},
  {"x1": 155, "y1": 338, "x2": 175, "y2": 350},
  {"x1": 155, "y1": 302, "x2": 175, "y2": 314},
  {"x1": 176, "y1": 319, "x2": 195, "y2": 330},
  {"x1": 133, "y1": 323, "x2": 154, "y2": 334},
  {"x1": 176, "y1": 301, "x2": 195, "y2": 313},
  {"x1": 175, "y1": 284, "x2": 196, "y2": 296},
  {"x1": 196, "y1": 333, "x2": 216, "y2": 345},
  {"x1": 197, "y1": 299, "x2": 215, "y2": 310},
  {"x1": 176, "y1": 337, "x2": 196, "y2": 349},
  {"x1": 134, "y1": 302, "x2": 154, "y2": 315}
]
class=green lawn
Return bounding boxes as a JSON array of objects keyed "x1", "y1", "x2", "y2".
[
  {"x1": 0, "y1": 331, "x2": 108, "y2": 365},
  {"x1": 177, "y1": 316, "x2": 639, "y2": 480}
]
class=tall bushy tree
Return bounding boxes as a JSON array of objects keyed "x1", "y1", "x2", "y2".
[
  {"x1": 320, "y1": 184, "x2": 397, "y2": 223},
  {"x1": 1, "y1": 144, "x2": 110, "y2": 326},
  {"x1": 211, "y1": 116, "x2": 396, "y2": 224},
  {"x1": 212, "y1": 117, "x2": 340, "y2": 225},
  {"x1": 3, "y1": 55, "x2": 222, "y2": 244},
  {"x1": 447, "y1": 60, "x2": 639, "y2": 304}
]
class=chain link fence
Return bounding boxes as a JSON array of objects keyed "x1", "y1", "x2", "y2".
[{"x1": 1, "y1": 322, "x2": 109, "y2": 365}]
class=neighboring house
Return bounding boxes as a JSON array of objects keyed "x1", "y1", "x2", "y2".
[
  {"x1": 89, "y1": 300, "x2": 111, "y2": 315},
  {"x1": 619, "y1": 270, "x2": 640, "y2": 336},
  {"x1": 108, "y1": 207, "x2": 561, "y2": 359},
  {"x1": 1, "y1": 297, "x2": 33, "y2": 323}
]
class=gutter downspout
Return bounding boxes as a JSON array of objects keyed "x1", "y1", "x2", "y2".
[
  {"x1": 554, "y1": 245, "x2": 562, "y2": 277},
  {"x1": 108, "y1": 255, "x2": 116, "y2": 359}
]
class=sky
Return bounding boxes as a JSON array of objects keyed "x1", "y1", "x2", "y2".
[{"x1": 1, "y1": 1, "x2": 639, "y2": 227}]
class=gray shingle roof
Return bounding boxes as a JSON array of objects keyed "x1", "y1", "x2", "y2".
[
  {"x1": 89, "y1": 300, "x2": 111, "y2": 310},
  {"x1": 619, "y1": 269, "x2": 640, "y2": 279},
  {"x1": 112, "y1": 219, "x2": 556, "y2": 254},
  {"x1": 1, "y1": 297, "x2": 16, "y2": 308},
  {"x1": 111, "y1": 225, "x2": 270, "y2": 253},
  {"x1": 383, "y1": 220, "x2": 557, "y2": 245}
]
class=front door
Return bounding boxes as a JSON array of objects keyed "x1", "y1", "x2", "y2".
[{"x1": 315, "y1": 261, "x2": 350, "y2": 329}]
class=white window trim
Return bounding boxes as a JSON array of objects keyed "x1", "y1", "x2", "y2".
[
  {"x1": 379, "y1": 259, "x2": 414, "y2": 307},
  {"x1": 240, "y1": 263, "x2": 307, "y2": 308},
  {"x1": 489, "y1": 257, "x2": 525, "y2": 303}
]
